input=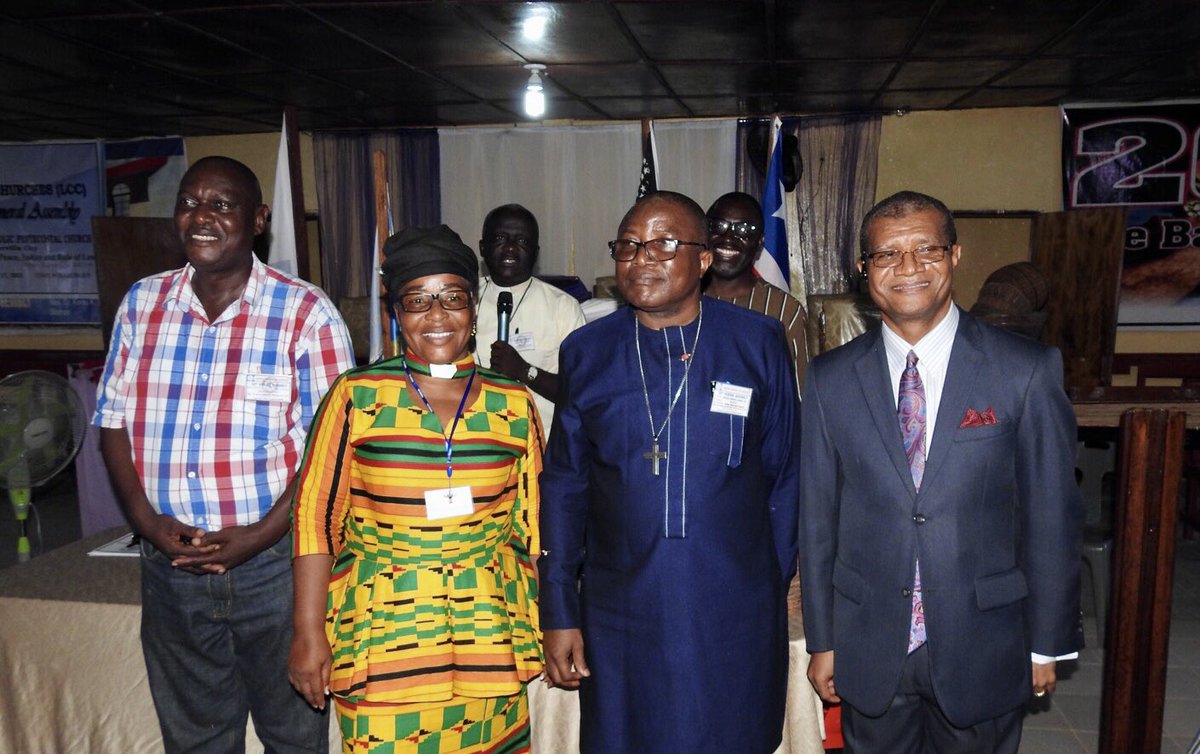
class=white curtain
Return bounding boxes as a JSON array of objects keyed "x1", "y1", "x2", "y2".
[{"x1": 438, "y1": 120, "x2": 736, "y2": 291}]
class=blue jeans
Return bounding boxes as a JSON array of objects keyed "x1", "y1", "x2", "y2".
[{"x1": 140, "y1": 535, "x2": 329, "y2": 753}]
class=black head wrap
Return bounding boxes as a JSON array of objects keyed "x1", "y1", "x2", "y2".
[{"x1": 381, "y1": 225, "x2": 479, "y2": 304}]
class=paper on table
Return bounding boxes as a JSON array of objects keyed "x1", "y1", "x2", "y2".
[{"x1": 87, "y1": 531, "x2": 140, "y2": 558}]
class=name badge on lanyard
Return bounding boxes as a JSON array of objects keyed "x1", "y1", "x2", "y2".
[
  {"x1": 425, "y1": 485, "x2": 475, "y2": 519},
  {"x1": 402, "y1": 358, "x2": 479, "y2": 522}
]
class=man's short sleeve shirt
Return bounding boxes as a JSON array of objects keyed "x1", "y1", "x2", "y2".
[{"x1": 94, "y1": 256, "x2": 356, "y2": 531}]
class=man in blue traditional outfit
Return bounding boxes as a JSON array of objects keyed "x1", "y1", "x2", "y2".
[{"x1": 539, "y1": 191, "x2": 802, "y2": 753}]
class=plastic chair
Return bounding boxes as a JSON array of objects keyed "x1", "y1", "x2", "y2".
[{"x1": 1081, "y1": 529, "x2": 1111, "y2": 645}]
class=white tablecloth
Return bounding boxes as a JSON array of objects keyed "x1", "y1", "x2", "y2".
[{"x1": 0, "y1": 531, "x2": 824, "y2": 753}]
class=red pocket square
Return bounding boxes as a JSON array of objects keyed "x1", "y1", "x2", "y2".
[{"x1": 960, "y1": 407, "x2": 998, "y2": 428}]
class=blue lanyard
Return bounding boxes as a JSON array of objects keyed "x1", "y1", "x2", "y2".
[{"x1": 402, "y1": 359, "x2": 476, "y2": 484}]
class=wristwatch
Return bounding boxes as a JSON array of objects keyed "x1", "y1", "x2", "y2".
[{"x1": 525, "y1": 365, "x2": 539, "y2": 383}]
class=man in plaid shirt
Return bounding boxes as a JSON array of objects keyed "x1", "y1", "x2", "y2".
[{"x1": 95, "y1": 156, "x2": 355, "y2": 752}]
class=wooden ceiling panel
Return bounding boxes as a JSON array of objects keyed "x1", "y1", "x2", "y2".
[
  {"x1": 1113, "y1": 56, "x2": 1200, "y2": 92},
  {"x1": 585, "y1": 97, "x2": 692, "y2": 120},
  {"x1": 910, "y1": 1, "x2": 1101, "y2": 58},
  {"x1": 777, "y1": 91, "x2": 881, "y2": 114},
  {"x1": 42, "y1": 14, "x2": 275, "y2": 77},
  {"x1": 658, "y1": 63, "x2": 771, "y2": 97},
  {"x1": 890, "y1": 60, "x2": 1018, "y2": 90},
  {"x1": 777, "y1": 1, "x2": 927, "y2": 60},
  {"x1": 1046, "y1": 0, "x2": 1200, "y2": 55},
  {"x1": 317, "y1": 3, "x2": 522, "y2": 69},
  {"x1": 177, "y1": 8, "x2": 402, "y2": 72},
  {"x1": 678, "y1": 96, "x2": 747, "y2": 117},
  {"x1": 872, "y1": 89, "x2": 973, "y2": 112},
  {"x1": 0, "y1": 1, "x2": 1194, "y2": 139},
  {"x1": 951, "y1": 87, "x2": 1069, "y2": 110},
  {"x1": 776, "y1": 61, "x2": 895, "y2": 94},
  {"x1": 616, "y1": 1, "x2": 767, "y2": 61},
  {"x1": 994, "y1": 57, "x2": 1138, "y2": 89},
  {"x1": 548, "y1": 63, "x2": 672, "y2": 98},
  {"x1": 0, "y1": 25, "x2": 149, "y2": 87},
  {"x1": 459, "y1": 3, "x2": 637, "y2": 65},
  {"x1": 434, "y1": 65, "x2": 545, "y2": 102}
]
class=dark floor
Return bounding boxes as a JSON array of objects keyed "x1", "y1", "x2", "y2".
[
  {"x1": 1017, "y1": 538, "x2": 1200, "y2": 753},
  {"x1": 2, "y1": 471, "x2": 1198, "y2": 752}
]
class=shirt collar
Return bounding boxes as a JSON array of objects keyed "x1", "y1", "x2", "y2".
[
  {"x1": 483, "y1": 275, "x2": 534, "y2": 294},
  {"x1": 881, "y1": 304, "x2": 959, "y2": 374},
  {"x1": 164, "y1": 255, "x2": 265, "y2": 322}
]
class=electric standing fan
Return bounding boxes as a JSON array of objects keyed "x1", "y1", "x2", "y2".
[{"x1": 0, "y1": 370, "x2": 87, "y2": 563}]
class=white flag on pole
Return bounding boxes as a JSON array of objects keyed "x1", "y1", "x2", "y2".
[{"x1": 267, "y1": 113, "x2": 298, "y2": 276}]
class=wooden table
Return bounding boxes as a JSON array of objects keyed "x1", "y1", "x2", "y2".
[{"x1": 1069, "y1": 390, "x2": 1196, "y2": 754}]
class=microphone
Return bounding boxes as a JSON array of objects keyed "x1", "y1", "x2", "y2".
[{"x1": 497, "y1": 291, "x2": 513, "y2": 343}]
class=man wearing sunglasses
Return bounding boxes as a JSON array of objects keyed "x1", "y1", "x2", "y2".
[
  {"x1": 539, "y1": 191, "x2": 801, "y2": 753},
  {"x1": 704, "y1": 191, "x2": 809, "y2": 394}
]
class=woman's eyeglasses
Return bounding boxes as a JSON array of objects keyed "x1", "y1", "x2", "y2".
[{"x1": 398, "y1": 289, "x2": 473, "y2": 312}]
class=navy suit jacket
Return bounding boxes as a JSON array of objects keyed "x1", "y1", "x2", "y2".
[{"x1": 799, "y1": 309, "x2": 1083, "y2": 728}]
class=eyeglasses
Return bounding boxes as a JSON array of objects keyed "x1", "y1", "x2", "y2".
[
  {"x1": 485, "y1": 232, "x2": 534, "y2": 250},
  {"x1": 608, "y1": 238, "x2": 707, "y2": 262},
  {"x1": 706, "y1": 218, "x2": 760, "y2": 240},
  {"x1": 398, "y1": 289, "x2": 473, "y2": 313},
  {"x1": 864, "y1": 245, "x2": 951, "y2": 269}
]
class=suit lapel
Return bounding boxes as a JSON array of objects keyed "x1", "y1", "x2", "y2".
[
  {"x1": 854, "y1": 329, "x2": 917, "y2": 498},
  {"x1": 921, "y1": 312, "x2": 984, "y2": 492}
]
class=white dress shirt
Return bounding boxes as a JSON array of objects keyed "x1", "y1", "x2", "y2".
[{"x1": 475, "y1": 276, "x2": 587, "y2": 436}]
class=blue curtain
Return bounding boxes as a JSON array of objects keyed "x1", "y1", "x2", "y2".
[{"x1": 313, "y1": 129, "x2": 440, "y2": 304}]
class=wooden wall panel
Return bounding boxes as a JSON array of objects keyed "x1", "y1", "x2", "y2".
[
  {"x1": 91, "y1": 218, "x2": 184, "y2": 347},
  {"x1": 1030, "y1": 208, "x2": 1126, "y2": 388}
]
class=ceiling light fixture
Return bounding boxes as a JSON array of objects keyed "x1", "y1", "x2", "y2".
[
  {"x1": 522, "y1": 8, "x2": 549, "y2": 41},
  {"x1": 524, "y1": 63, "x2": 546, "y2": 118}
]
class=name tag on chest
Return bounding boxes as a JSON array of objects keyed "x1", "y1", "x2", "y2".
[
  {"x1": 510, "y1": 331, "x2": 536, "y2": 351},
  {"x1": 425, "y1": 485, "x2": 475, "y2": 520},
  {"x1": 245, "y1": 371, "x2": 292, "y2": 401},
  {"x1": 710, "y1": 382, "x2": 752, "y2": 417}
]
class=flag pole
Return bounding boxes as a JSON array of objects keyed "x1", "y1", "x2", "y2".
[{"x1": 371, "y1": 149, "x2": 392, "y2": 360}]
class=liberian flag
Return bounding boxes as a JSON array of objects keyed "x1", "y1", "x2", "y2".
[{"x1": 755, "y1": 115, "x2": 789, "y2": 289}]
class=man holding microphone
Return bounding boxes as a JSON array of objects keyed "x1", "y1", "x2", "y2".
[{"x1": 474, "y1": 203, "x2": 587, "y2": 436}]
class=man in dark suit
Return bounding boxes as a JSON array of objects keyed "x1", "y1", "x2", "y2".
[{"x1": 800, "y1": 190, "x2": 1082, "y2": 752}]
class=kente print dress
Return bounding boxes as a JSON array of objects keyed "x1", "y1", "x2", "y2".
[{"x1": 293, "y1": 352, "x2": 543, "y2": 754}]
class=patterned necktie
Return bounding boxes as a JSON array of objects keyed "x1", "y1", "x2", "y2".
[{"x1": 899, "y1": 350, "x2": 927, "y2": 653}]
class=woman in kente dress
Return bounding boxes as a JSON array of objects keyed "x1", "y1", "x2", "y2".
[{"x1": 289, "y1": 226, "x2": 543, "y2": 753}]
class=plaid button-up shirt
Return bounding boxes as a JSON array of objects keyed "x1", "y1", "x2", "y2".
[{"x1": 95, "y1": 256, "x2": 355, "y2": 531}]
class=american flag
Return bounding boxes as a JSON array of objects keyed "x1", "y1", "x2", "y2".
[{"x1": 636, "y1": 118, "x2": 659, "y2": 200}]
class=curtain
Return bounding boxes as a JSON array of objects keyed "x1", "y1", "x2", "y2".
[
  {"x1": 795, "y1": 116, "x2": 880, "y2": 294},
  {"x1": 312, "y1": 130, "x2": 440, "y2": 304},
  {"x1": 438, "y1": 120, "x2": 736, "y2": 291},
  {"x1": 736, "y1": 115, "x2": 881, "y2": 296}
]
